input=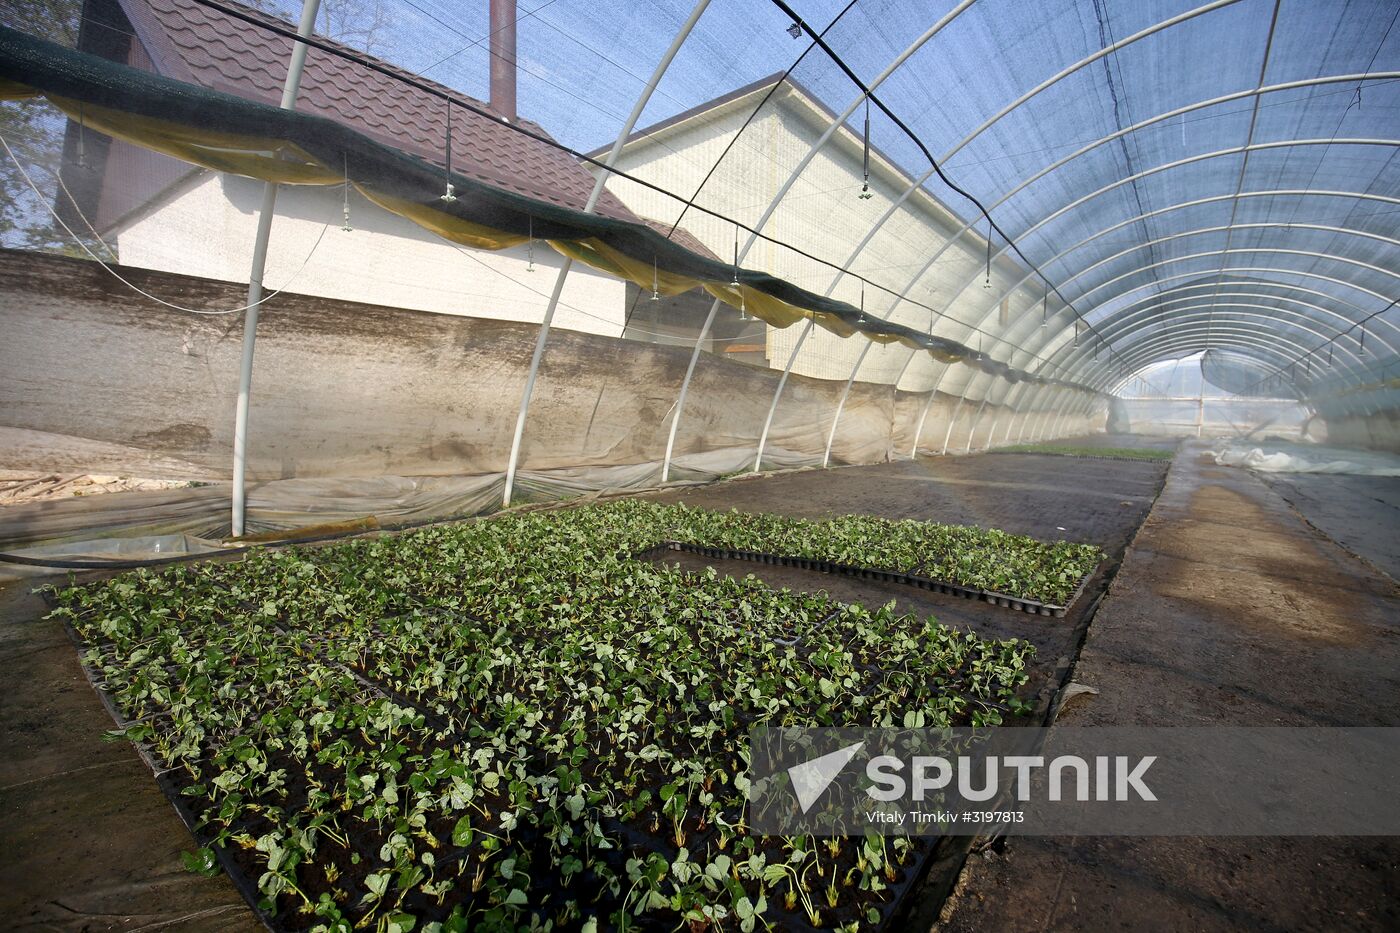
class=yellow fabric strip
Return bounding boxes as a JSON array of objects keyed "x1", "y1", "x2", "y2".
[
  {"x1": 0, "y1": 78, "x2": 38, "y2": 100},
  {"x1": 360, "y1": 189, "x2": 528, "y2": 251},
  {"x1": 47, "y1": 94, "x2": 340, "y2": 186}
]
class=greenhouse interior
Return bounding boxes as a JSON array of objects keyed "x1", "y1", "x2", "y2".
[{"x1": 1, "y1": 0, "x2": 1398, "y2": 929}]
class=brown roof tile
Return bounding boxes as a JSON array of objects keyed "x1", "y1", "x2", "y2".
[{"x1": 111, "y1": 0, "x2": 716, "y2": 259}]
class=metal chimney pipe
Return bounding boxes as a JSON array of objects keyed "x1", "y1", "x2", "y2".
[{"x1": 489, "y1": 0, "x2": 517, "y2": 121}]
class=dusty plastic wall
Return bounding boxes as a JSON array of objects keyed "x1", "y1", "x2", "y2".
[
  {"x1": 0, "y1": 249, "x2": 901, "y2": 475},
  {"x1": 1319, "y1": 413, "x2": 1400, "y2": 454},
  {"x1": 0, "y1": 249, "x2": 1096, "y2": 549}
]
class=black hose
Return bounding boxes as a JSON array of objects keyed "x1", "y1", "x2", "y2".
[{"x1": 0, "y1": 513, "x2": 457, "y2": 571}]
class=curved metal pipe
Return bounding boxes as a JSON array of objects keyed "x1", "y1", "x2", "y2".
[
  {"x1": 1069, "y1": 304, "x2": 1383, "y2": 381},
  {"x1": 814, "y1": 1, "x2": 1274, "y2": 466},
  {"x1": 905, "y1": 195, "x2": 1400, "y2": 444},
  {"x1": 662, "y1": 1, "x2": 979, "y2": 481},
  {"x1": 1080, "y1": 328, "x2": 1366, "y2": 395},
  {"x1": 501, "y1": 0, "x2": 713, "y2": 506},
  {"x1": 827, "y1": 51, "x2": 1400, "y2": 459},
  {"x1": 869, "y1": 142, "x2": 1400, "y2": 463},
  {"x1": 938, "y1": 141, "x2": 1400, "y2": 367},
  {"x1": 1064, "y1": 313, "x2": 1372, "y2": 396}
]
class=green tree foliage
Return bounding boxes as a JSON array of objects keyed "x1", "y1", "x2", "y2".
[{"x1": 0, "y1": 0, "x2": 81, "y2": 250}]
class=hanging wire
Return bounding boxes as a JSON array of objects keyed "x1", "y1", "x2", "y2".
[
  {"x1": 440, "y1": 100, "x2": 457, "y2": 203},
  {"x1": 857, "y1": 280, "x2": 867, "y2": 324},
  {"x1": 732, "y1": 224, "x2": 749, "y2": 318},
  {"x1": 341, "y1": 153, "x2": 352, "y2": 231},
  {"x1": 1041, "y1": 291, "x2": 1047, "y2": 328},
  {"x1": 774, "y1": 0, "x2": 1130, "y2": 374},
  {"x1": 982, "y1": 220, "x2": 992, "y2": 290},
  {"x1": 1359, "y1": 322, "x2": 1367, "y2": 355},
  {"x1": 650, "y1": 255, "x2": 659, "y2": 301},
  {"x1": 173, "y1": 0, "x2": 1085, "y2": 385},
  {"x1": 1, "y1": 132, "x2": 331, "y2": 315},
  {"x1": 858, "y1": 98, "x2": 872, "y2": 200},
  {"x1": 75, "y1": 103, "x2": 87, "y2": 169},
  {"x1": 526, "y1": 215, "x2": 535, "y2": 272},
  {"x1": 731, "y1": 225, "x2": 740, "y2": 285}
]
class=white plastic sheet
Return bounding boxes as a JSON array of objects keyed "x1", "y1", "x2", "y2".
[{"x1": 1207, "y1": 441, "x2": 1400, "y2": 476}]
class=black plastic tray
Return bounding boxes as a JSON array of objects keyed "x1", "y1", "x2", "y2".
[{"x1": 643, "y1": 541, "x2": 1094, "y2": 618}]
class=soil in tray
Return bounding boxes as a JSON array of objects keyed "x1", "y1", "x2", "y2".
[{"x1": 659, "y1": 542, "x2": 1089, "y2": 615}]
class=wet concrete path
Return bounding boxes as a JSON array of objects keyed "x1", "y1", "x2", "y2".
[
  {"x1": 941, "y1": 443, "x2": 1400, "y2": 932},
  {"x1": 0, "y1": 583, "x2": 255, "y2": 931}
]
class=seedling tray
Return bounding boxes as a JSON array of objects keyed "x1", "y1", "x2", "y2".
[
  {"x1": 644, "y1": 541, "x2": 1092, "y2": 618},
  {"x1": 58, "y1": 619, "x2": 279, "y2": 932},
  {"x1": 49, "y1": 500, "x2": 1045, "y2": 933}
]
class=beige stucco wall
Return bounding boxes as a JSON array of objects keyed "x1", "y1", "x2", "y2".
[
  {"x1": 115, "y1": 173, "x2": 629, "y2": 338},
  {"x1": 594, "y1": 86, "x2": 1056, "y2": 402}
]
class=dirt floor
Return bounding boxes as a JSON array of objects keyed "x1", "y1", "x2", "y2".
[
  {"x1": 1258, "y1": 471, "x2": 1400, "y2": 583},
  {"x1": 939, "y1": 443, "x2": 1400, "y2": 933},
  {"x1": 0, "y1": 582, "x2": 256, "y2": 931}
]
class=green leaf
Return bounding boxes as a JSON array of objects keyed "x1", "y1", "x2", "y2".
[{"x1": 181, "y1": 847, "x2": 219, "y2": 877}]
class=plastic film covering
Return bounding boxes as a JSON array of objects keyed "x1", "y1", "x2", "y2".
[
  {"x1": 1114, "y1": 354, "x2": 1309, "y2": 439},
  {"x1": 1, "y1": 0, "x2": 1398, "y2": 555}
]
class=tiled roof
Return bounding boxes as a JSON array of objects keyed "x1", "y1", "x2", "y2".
[{"x1": 111, "y1": 0, "x2": 715, "y2": 258}]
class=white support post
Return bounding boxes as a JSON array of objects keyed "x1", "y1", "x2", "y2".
[
  {"x1": 908, "y1": 372, "x2": 947, "y2": 458},
  {"x1": 665, "y1": 7, "x2": 975, "y2": 482},
  {"x1": 939, "y1": 395, "x2": 965, "y2": 455},
  {"x1": 230, "y1": 0, "x2": 321, "y2": 538},
  {"x1": 963, "y1": 396, "x2": 991, "y2": 453},
  {"x1": 1029, "y1": 390, "x2": 1060, "y2": 442},
  {"x1": 1016, "y1": 388, "x2": 1043, "y2": 442},
  {"x1": 501, "y1": 0, "x2": 712, "y2": 507},
  {"x1": 1003, "y1": 394, "x2": 1030, "y2": 444},
  {"x1": 822, "y1": 341, "x2": 875, "y2": 468},
  {"x1": 661, "y1": 298, "x2": 721, "y2": 483},
  {"x1": 754, "y1": 319, "x2": 814, "y2": 472},
  {"x1": 1045, "y1": 391, "x2": 1074, "y2": 440}
]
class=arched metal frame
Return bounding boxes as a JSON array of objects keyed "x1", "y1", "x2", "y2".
[
  {"x1": 939, "y1": 140, "x2": 1400, "y2": 392},
  {"x1": 1005, "y1": 245, "x2": 1400, "y2": 423},
  {"x1": 1070, "y1": 333, "x2": 1364, "y2": 426},
  {"x1": 500, "y1": 0, "x2": 714, "y2": 507},
  {"x1": 662, "y1": 0, "x2": 981, "y2": 481},
  {"x1": 834, "y1": 142, "x2": 1400, "y2": 464},
  {"x1": 818, "y1": 59, "x2": 1400, "y2": 462},
  {"x1": 477, "y1": 0, "x2": 1398, "y2": 487},
  {"x1": 755, "y1": 0, "x2": 1258, "y2": 469},
  {"x1": 955, "y1": 234, "x2": 1400, "y2": 448},
  {"x1": 1070, "y1": 331, "x2": 1377, "y2": 425},
  {"x1": 1013, "y1": 294, "x2": 1383, "y2": 403},
  {"x1": 909, "y1": 184, "x2": 1400, "y2": 451}
]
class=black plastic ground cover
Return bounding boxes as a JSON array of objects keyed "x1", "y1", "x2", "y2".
[
  {"x1": 59, "y1": 609, "x2": 937, "y2": 933},
  {"x1": 642, "y1": 542, "x2": 1093, "y2": 618},
  {"x1": 57, "y1": 618, "x2": 279, "y2": 932},
  {"x1": 985, "y1": 450, "x2": 1173, "y2": 463}
]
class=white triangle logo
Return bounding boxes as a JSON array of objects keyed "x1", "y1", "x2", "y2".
[{"x1": 788, "y1": 741, "x2": 865, "y2": 813}]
